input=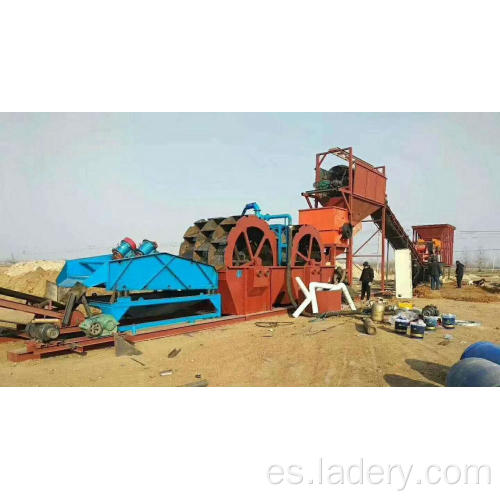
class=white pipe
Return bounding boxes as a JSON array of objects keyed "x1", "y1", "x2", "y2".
[
  {"x1": 292, "y1": 277, "x2": 312, "y2": 318},
  {"x1": 338, "y1": 283, "x2": 357, "y2": 311},
  {"x1": 292, "y1": 278, "x2": 357, "y2": 318}
]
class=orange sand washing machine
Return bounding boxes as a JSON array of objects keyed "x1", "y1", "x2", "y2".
[
  {"x1": 299, "y1": 207, "x2": 350, "y2": 246},
  {"x1": 301, "y1": 147, "x2": 388, "y2": 287},
  {"x1": 298, "y1": 207, "x2": 353, "y2": 266}
]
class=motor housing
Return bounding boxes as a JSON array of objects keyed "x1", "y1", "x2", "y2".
[
  {"x1": 79, "y1": 314, "x2": 119, "y2": 337},
  {"x1": 136, "y1": 239, "x2": 158, "y2": 256},
  {"x1": 112, "y1": 237, "x2": 137, "y2": 259},
  {"x1": 26, "y1": 323, "x2": 60, "y2": 342}
]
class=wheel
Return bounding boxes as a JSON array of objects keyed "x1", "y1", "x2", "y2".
[
  {"x1": 224, "y1": 216, "x2": 277, "y2": 268},
  {"x1": 87, "y1": 321, "x2": 103, "y2": 337},
  {"x1": 290, "y1": 225, "x2": 325, "y2": 266},
  {"x1": 180, "y1": 215, "x2": 277, "y2": 270}
]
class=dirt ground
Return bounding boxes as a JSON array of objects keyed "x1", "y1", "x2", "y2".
[
  {"x1": 1, "y1": 285, "x2": 499, "y2": 387},
  {"x1": 1, "y1": 262, "x2": 500, "y2": 387}
]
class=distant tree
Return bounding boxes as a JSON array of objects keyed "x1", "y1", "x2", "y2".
[
  {"x1": 460, "y1": 250, "x2": 469, "y2": 268},
  {"x1": 477, "y1": 248, "x2": 485, "y2": 272}
]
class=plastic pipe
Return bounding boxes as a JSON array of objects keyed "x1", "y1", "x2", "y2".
[
  {"x1": 261, "y1": 213, "x2": 293, "y2": 226},
  {"x1": 241, "y1": 202, "x2": 292, "y2": 226},
  {"x1": 241, "y1": 202, "x2": 261, "y2": 216},
  {"x1": 292, "y1": 278, "x2": 357, "y2": 318},
  {"x1": 292, "y1": 277, "x2": 313, "y2": 318}
]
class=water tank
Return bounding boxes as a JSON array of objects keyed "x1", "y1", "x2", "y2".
[
  {"x1": 446, "y1": 357, "x2": 500, "y2": 387},
  {"x1": 461, "y1": 341, "x2": 500, "y2": 366}
]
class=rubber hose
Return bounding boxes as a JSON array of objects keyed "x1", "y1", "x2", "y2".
[{"x1": 286, "y1": 225, "x2": 313, "y2": 317}]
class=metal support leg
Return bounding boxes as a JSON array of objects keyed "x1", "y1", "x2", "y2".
[
  {"x1": 62, "y1": 292, "x2": 77, "y2": 327},
  {"x1": 386, "y1": 238, "x2": 390, "y2": 282},
  {"x1": 381, "y1": 205, "x2": 386, "y2": 292}
]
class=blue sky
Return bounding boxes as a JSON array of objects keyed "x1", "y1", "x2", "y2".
[{"x1": 0, "y1": 113, "x2": 498, "y2": 263}]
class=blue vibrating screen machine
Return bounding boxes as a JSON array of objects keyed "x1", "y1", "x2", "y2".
[{"x1": 56, "y1": 237, "x2": 221, "y2": 337}]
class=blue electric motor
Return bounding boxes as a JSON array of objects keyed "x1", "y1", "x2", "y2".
[
  {"x1": 446, "y1": 357, "x2": 500, "y2": 387},
  {"x1": 136, "y1": 239, "x2": 158, "y2": 256},
  {"x1": 461, "y1": 341, "x2": 500, "y2": 366},
  {"x1": 112, "y1": 237, "x2": 137, "y2": 259}
]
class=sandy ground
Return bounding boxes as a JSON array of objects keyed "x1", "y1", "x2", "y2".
[
  {"x1": 1, "y1": 293, "x2": 499, "y2": 387},
  {"x1": 1, "y1": 262, "x2": 499, "y2": 387}
]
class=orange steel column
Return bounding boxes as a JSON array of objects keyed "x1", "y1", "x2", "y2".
[
  {"x1": 381, "y1": 204, "x2": 386, "y2": 292},
  {"x1": 347, "y1": 147, "x2": 354, "y2": 285}
]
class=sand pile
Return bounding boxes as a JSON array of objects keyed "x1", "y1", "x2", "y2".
[
  {"x1": 4, "y1": 261, "x2": 64, "y2": 277},
  {"x1": 0, "y1": 261, "x2": 64, "y2": 297},
  {"x1": 414, "y1": 282, "x2": 500, "y2": 303}
]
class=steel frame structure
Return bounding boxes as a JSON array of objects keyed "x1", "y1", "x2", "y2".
[
  {"x1": 302, "y1": 147, "x2": 388, "y2": 291},
  {"x1": 412, "y1": 224, "x2": 456, "y2": 267},
  {"x1": 0, "y1": 287, "x2": 84, "y2": 336},
  {"x1": 352, "y1": 217, "x2": 387, "y2": 292},
  {"x1": 7, "y1": 308, "x2": 290, "y2": 362}
]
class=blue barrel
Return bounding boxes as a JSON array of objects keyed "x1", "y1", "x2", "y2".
[
  {"x1": 410, "y1": 321, "x2": 425, "y2": 338},
  {"x1": 424, "y1": 316, "x2": 439, "y2": 330},
  {"x1": 395, "y1": 318, "x2": 410, "y2": 335},
  {"x1": 442, "y1": 313, "x2": 456, "y2": 329},
  {"x1": 461, "y1": 342, "x2": 500, "y2": 366},
  {"x1": 446, "y1": 357, "x2": 500, "y2": 387}
]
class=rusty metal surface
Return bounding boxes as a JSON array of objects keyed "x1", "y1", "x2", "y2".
[
  {"x1": 289, "y1": 225, "x2": 325, "y2": 266},
  {"x1": 0, "y1": 298, "x2": 64, "y2": 318},
  {"x1": 180, "y1": 215, "x2": 277, "y2": 270},
  {"x1": 0, "y1": 287, "x2": 65, "y2": 308},
  {"x1": 7, "y1": 335, "x2": 115, "y2": 362},
  {"x1": 352, "y1": 162, "x2": 386, "y2": 207},
  {"x1": 412, "y1": 224, "x2": 456, "y2": 266},
  {"x1": 302, "y1": 146, "x2": 388, "y2": 288},
  {"x1": 7, "y1": 308, "x2": 290, "y2": 362}
]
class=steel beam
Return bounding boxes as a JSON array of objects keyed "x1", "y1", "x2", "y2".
[{"x1": 7, "y1": 308, "x2": 290, "y2": 362}]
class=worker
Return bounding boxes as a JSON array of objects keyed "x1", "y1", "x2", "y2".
[
  {"x1": 333, "y1": 266, "x2": 346, "y2": 284},
  {"x1": 429, "y1": 256, "x2": 442, "y2": 290},
  {"x1": 455, "y1": 260, "x2": 465, "y2": 288},
  {"x1": 360, "y1": 261, "x2": 374, "y2": 301}
]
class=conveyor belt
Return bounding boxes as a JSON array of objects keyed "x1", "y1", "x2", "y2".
[
  {"x1": 372, "y1": 203, "x2": 425, "y2": 283},
  {"x1": 0, "y1": 286, "x2": 65, "y2": 309}
]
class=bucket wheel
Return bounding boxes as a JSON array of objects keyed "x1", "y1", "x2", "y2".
[
  {"x1": 224, "y1": 216, "x2": 277, "y2": 268},
  {"x1": 180, "y1": 215, "x2": 277, "y2": 270},
  {"x1": 290, "y1": 225, "x2": 325, "y2": 266}
]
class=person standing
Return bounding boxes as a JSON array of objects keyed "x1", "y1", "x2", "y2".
[
  {"x1": 429, "y1": 256, "x2": 442, "y2": 290},
  {"x1": 360, "y1": 261, "x2": 374, "y2": 301},
  {"x1": 333, "y1": 266, "x2": 346, "y2": 284},
  {"x1": 455, "y1": 260, "x2": 465, "y2": 288}
]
